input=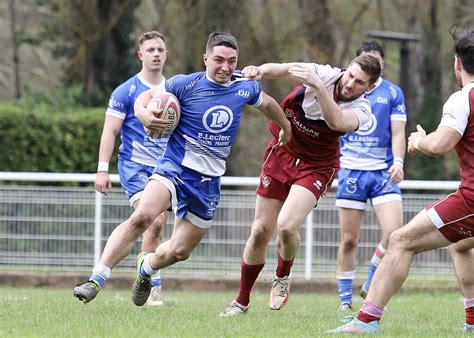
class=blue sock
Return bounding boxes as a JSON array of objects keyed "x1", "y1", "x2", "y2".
[
  {"x1": 90, "y1": 274, "x2": 105, "y2": 287},
  {"x1": 364, "y1": 263, "x2": 377, "y2": 290},
  {"x1": 151, "y1": 278, "x2": 161, "y2": 287},
  {"x1": 140, "y1": 265, "x2": 151, "y2": 279},
  {"x1": 338, "y1": 279, "x2": 353, "y2": 304}
]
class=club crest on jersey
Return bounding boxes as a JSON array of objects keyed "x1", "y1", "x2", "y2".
[
  {"x1": 261, "y1": 175, "x2": 270, "y2": 188},
  {"x1": 285, "y1": 108, "x2": 294, "y2": 117},
  {"x1": 236, "y1": 89, "x2": 250, "y2": 98},
  {"x1": 202, "y1": 105, "x2": 234, "y2": 133}
]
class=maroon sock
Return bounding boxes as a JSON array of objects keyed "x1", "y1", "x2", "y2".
[
  {"x1": 276, "y1": 254, "x2": 294, "y2": 278},
  {"x1": 235, "y1": 260, "x2": 265, "y2": 306},
  {"x1": 467, "y1": 306, "x2": 474, "y2": 325},
  {"x1": 357, "y1": 311, "x2": 381, "y2": 323}
]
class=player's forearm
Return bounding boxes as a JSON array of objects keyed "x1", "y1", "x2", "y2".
[
  {"x1": 391, "y1": 128, "x2": 406, "y2": 161},
  {"x1": 314, "y1": 87, "x2": 357, "y2": 132},
  {"x1": 134, "y1": 91, "x2": 153, "y2": 122},
  {"x1": 259, "y1": 93, "x2": 291, "y2": 133},
  {"x1": 98, "y1": 130, "x2": 117, "y2": 164}
]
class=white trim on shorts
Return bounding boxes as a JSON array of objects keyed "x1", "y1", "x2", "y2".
[
  {"x1": 335, "y1": 199, "x2": 367, "y2": 210},
  {"x1": 149, "y1": 173, "x2": 178, "y2": 212},
  {"x1": 185, "y1": 212, "x2": 212, "y2": 229},
  {"x1": 336, "y1": 193, "x2": 402, "y2": 210},
  {"x1": 426, "y1": 207, "x2": 444, "y2": 229},
  {"x1": 129, "y1": 191, "x2": 143, "y2": 207},
  {"x1": 371, "y1": 193, "x2": 402, "y2": 206}
]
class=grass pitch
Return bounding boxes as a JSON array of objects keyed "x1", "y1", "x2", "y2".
[{"x1": 0, "y1": 287, "x2": 466, "y2": 337}]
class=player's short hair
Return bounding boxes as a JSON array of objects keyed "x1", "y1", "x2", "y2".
[
  {"x1": 350, "y1": 54, "x2": 382, "y2": 84},
  {"x1": 138, "y1": 31, "x2": 166, "y2": 46},
  {"x1": 206, "y1": 32, "x2": 239, "y2": 54},
  {"x1": 356, "y1": 40, "x2": 385, "y2": 58},
  {"x1": 450, "y1": 26, "x2": 474, "y2": 75}
]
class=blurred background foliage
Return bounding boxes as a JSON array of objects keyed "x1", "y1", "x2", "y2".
[{"x1": 0, "y1": 0, "x2": 473, "y2": 179}]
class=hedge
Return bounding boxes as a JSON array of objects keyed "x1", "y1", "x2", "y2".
[{"x1": 0, "y1": 103, "x2": 117, "y2": 173}]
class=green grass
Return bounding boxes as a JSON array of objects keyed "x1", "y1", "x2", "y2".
[{"x1": 0, "y1": 287, "x2": 466, "y2": 337}]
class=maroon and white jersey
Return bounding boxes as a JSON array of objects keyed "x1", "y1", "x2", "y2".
[
  {"x1": 268, "y1": 63, "x2": 371, "y2": 168},
  {"x1": 438, "y1": 82, "x2": 474, "y2": 189}
]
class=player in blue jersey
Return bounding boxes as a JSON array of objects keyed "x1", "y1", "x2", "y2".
[
  {"x1": 73, "y1": 31, "x2": 169, "y2": 305},
  {"x1": 73, "y1": 31, "x2": 291, "y2": 306},
  {"x1": 335, "y1": 41, "x2": 407, "y2": 311}
]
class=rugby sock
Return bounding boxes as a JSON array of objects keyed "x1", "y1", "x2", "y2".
[
  {"x1": 358, "y1": 300, "x2": 384, "y2": 323},
  {"x1": 151, "y1": 270, "x2": 162, "y2": 287},
  {"x1": 337, "y1": 270, "x2": 355, "y2": 305},
  {"x1": 236, "y1": 260, "x2": 265, "y2": 306},
  {"x1": 275, "y1": 254, "x2": 294, "y2": 278},
  {"x1": 364, "y1": 243, "x2": 386, "y2": 291},
  {"x1": 90, "y1": 263, "x2": 111, "y2": 287},
  {"x1": 140, "y1": 253, "x2": 158, "y2": 279},
  {"x1": 465, "y1": 298, "x2": 474, "y2": 325}
]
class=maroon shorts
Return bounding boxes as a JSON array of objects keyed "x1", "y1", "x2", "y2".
[
  {"x1": 256, "y1": 142, "x2": 337, "y2": 202},
  {"x1": 426, "y1": 186, "x2": 474, "y2": 242}
]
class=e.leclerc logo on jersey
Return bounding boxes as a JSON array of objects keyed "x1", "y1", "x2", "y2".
[
  {"x1": 202, "y1": 105, "x2": 234, "y2": 133},
  {"x1": 356, "y1": 114, "x2": 377, "y2": 136}
]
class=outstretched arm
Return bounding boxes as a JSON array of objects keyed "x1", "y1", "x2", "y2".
[
  {"x1": 388, "y1": 121, "x2": 406, "y2": 183},
  {"x1": 408, "y1": 125, "x2": 461, "y2": 156},
  {"x1": 257, "y1": 92, "x2": 292, "y2": 145},
  {"x1": 242, "y1": 63, "x2": 308, "y2": 84}
]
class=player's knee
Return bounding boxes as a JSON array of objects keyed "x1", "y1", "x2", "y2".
[
  {"x1": 341, "y1": 238, "x2": 358, "y2": 253},
  {"x1": 129, "y1": 211, "x2": 154, "y2": 233},
  {"x1": 170, "y1": 243, "x2": 191, "y2": 262},
  {"x1": 277, "y1": 225, "x2": 297, "y2": 243},
  {"x1": 387, "y1": 228, "x2": 411, "y2": 251},
  {"x1": 250, "y1": 223, "x2": 273, "y2": 245}
]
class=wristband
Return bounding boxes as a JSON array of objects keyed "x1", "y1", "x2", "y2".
[
  {"x1": 97, "y1": 162, "x2": 109, "y2": 172},
  {"x1": 394, "y1": 157, "x2": 404, "y2": 168},
  {"x1": 414, "y1": 137, "x2": 422, "y2": 151}
]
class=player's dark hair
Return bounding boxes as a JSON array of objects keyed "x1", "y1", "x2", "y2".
[
  {"x1": 206, "y1": 32, "x2": 239, "y2": 54},
  {"x1": 356, "y1": 40, "x2": 385, "y2": 58},
  {"x1": 450, "y1": 26, "x2": 474, "y2": 75},
  {"x1": 138, "y1": 31, "x2": 166, "y2": 46},
  {"x1": 350, "y1": 54, "x2": 382, "y2": 84}
]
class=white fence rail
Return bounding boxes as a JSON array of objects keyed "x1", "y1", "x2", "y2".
[{"x1": 0, "y1": 172, "x2": 459, "y2": 279}]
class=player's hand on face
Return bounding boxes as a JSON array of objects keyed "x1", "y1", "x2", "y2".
[
  {"x1": 288, "y1": 64, "x2": 322, "y2": 88},
  {"x1": 407, "y1": 124, "x2": 426, "y2": 154},
  {"x1": 388, "y1": 163, "x2": 404, "y2": 184},
  {"x1": 95, "y1": 172, "x2": 112, "y2": 195},
  {"x1": 242, "y1": 65, "x2": 263, "y2": 80}
]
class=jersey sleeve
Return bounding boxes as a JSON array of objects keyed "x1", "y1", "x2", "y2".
[
  {"x1": 439, "y1": 90, "x2": 469, "y2": 136},
  {"x1": 105, "y1": 84, "x2": 133, "y2": 120},
  {"x1": 246, "y1": 80, "x2": 264, "y2": 106},
  {"x1": 312, "y1": 63, "x2": 342, "y2": 84},
  {"x1": 389, "y1": 85, "x2": 407, "y2": 122},
  {"x1": 349, "y1": 97, "x2": 372, "y2": 130}
]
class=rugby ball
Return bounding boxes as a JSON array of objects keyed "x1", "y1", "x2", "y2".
[{"x1": 144, "y1": 92, "x2": 181, "y2": 139}]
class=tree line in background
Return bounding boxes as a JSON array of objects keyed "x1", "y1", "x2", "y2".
[{"x1": 0, "y1": 0, "x2": 473, "y2": 179}]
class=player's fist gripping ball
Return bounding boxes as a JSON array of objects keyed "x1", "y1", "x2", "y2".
[{"x1": 144, "y1": 92, "x2": 181, "y2": 139}]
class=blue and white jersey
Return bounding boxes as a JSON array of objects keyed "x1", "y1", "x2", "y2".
[
  {"x1": 106, "y1": 74, "x2": 168, "y2": 167},
  {"x1": 164, "y1": 71, "x2": 263, "y2": 177},
  {"x1": 339, "y1": 77, "x2": 407, "y2": 170}
]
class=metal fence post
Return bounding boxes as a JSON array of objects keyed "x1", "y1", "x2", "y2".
[
  {"x1": 305, "y1": 209, "x2": 314, "y2": 280},
  {"x1": 94, "y1": 191, "x2": 102, "y2": 265}
]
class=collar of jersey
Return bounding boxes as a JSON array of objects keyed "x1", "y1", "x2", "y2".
[
  {"x1": 205, "y1": 72, "x2": 233, "y2": 87},
  {"x1": 366, "y1": 76, "x2": 383, "y2": 94}
]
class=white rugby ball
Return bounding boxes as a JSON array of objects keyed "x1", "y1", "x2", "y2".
[{"x1": 144, "y1": 92, "x2": 181, "y2": 139}]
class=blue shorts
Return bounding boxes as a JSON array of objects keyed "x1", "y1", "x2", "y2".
[
  {"x1": 335, "y1": 168, "x2": 402, "y2": 210},
  {"x1": 150, "y1": 157, "x2": 221, "y2": 229},
  {"x1": 118, "y1": 158, "x2": 155, "y2": 206}
]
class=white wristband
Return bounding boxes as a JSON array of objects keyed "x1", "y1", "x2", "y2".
[
  {"x1": 414, "y1": 137, "x2": 422, "y2": 151},
  {"x1": 97, "y1": 162, "x2": 109, "y2": 172},
  {"x1": 394, "y1": 157, "x2": 404, "y2": 168}
]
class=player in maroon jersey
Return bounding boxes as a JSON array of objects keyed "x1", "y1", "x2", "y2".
[
  {"x1": 329, "y1": 26, "x2": 474, "y2": 335},
  {"x1": 220, "y1": 54, "x2": 381, "y2": 317}
]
